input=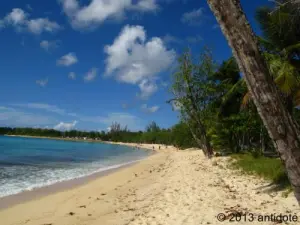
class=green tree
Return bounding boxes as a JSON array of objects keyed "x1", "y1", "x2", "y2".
[{"x1": 206, "y1": 0, "x2": 300, "y2": 204}]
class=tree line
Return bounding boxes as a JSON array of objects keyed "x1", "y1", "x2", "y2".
[{"x1": 0, "y1": 121, "x2": 196, "y2": 149}]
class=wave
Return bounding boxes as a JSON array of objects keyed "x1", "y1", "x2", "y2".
[{"x1": 0, "y1": 158, "x2": 143, "y2": 198}]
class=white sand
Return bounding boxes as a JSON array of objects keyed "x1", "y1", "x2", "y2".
[{"x1": 0, "y1": 144, "x2": 299, "y2": 225}]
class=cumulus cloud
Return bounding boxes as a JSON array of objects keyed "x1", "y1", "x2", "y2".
[
  {"x1": 54, "y1": 120, "x2": 78, "y2": 130},
  {"x1": 68, "y1": 72, "x2": 76, "y2": 80},
  {"x1": 84, "y1": 68, "x2": 98, "y2": 82},
  {"x1": 57, "y1": 52, "x2": 78, "y2": 66},
  {"x1": 1, "y1": 8, "x2": 61, "y2": 34},
  {"x1": 40, "y1": 40, "x2": 59, "y2": 51},
  {"x1": 138, "y1": 79, "x2": 158, "y2": 99},
  {"x1": 181, "y1": 8, "x2": 204, "y2": 26},
  {"x1": 27, "y1": 18, "x2": 61, "y2": 34},
  {"x1": 36, "y1": 78, "x2": 48, "y2": 87},
  {"x1": 104, "y1": 25, "x2": 176, "y2": 99},
  {"x1": 59, "y1": 0, "x2": 158, "y2": 29},
  {"x1": 141, "y1": 104, "x2": 159, "y2": 113}
]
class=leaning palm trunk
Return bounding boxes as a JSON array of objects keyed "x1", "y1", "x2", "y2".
[{"x1": 206, "y1": 0, "x2": 300, "y2": 204}]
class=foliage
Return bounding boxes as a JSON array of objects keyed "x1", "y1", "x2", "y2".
[
  {"x1": 231, "y1": 154, "x2": 290, "y2": 189},
  {"x1": 0, "y1": 121, "x2": 197, "y2": 149}
]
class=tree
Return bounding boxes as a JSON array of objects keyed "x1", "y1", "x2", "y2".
[
  {"x1": 170, "y1": 49, "x2": 215, "y2": 158},
  {"x1": 146, "y1": 121, "x2": 160, "y2": 133},
  {"x1": 206, "y1": 0, "x2": 300, "y2": 204},
  {"x1": 255, "y1": 1, "x2": 300, "y2": 68}
]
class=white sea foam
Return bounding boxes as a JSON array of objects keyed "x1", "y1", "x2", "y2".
[{"x1": 0, "y1": 158, "x2": 144, "y2": 198}]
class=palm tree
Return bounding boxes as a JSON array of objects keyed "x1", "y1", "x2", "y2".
[
  {"x1": 256, "y1": 1, "x2": 300, "y2": 68},
  {"x1": 206, "y1": 0, "x2": 300, "y2": 204}
]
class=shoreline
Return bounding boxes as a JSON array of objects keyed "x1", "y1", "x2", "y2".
[
  {"x1": 0, "y1": 160, "x2": 139, "y2": 210},
  {"x1": 4, "y1": 135, "x2": 178, "y2": 151},
  {"x1": 0, "y1": 140, "x2": 299, "y2": 224},
  {"x1": 0, "y1": 139, "x2": 167, "y2": 210}
]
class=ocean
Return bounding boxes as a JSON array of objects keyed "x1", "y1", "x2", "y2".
[{"x1": 0, "y1": 136, "x2": 152, "y2": 198}]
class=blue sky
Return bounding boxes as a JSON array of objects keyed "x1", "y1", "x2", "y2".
[{"x1": 0, "y1": 0, "x2": 271, "y2": 131}]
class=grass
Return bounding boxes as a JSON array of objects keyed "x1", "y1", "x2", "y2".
[{"x1": 230, "y1": 153, "x2": 291, "y2": 192}]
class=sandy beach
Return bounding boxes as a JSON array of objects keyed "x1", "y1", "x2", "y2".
[{"x1": 0, "y1": 143, "x2": 299, "y2": 225}]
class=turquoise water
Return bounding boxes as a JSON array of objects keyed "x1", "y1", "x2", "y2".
[{"x1": 0, "y1": 136, "x2": 151, "y2": 197}]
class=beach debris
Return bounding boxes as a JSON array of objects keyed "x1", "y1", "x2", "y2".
[
  {"x1": 123, "y1": 207, "x2": 136, "y2": 212},
  {"x1": 42, "y1": 223, "x2": 52, "y2": 225},
  {"x1": 79, "y1": 205, "x2": 86, "y2": 208},
  {"x1": 135, "y1": 173, "x2": 138, "y2": 177},
  {"x1": 88, "y1": 214, "x2": 92, "y2": 216},
  {"x1": 101, "y1": 193, "x2": 107, "y2": 196},
  {"x1": 68, "y1": 212, "x2": 75, "y2": 216}
]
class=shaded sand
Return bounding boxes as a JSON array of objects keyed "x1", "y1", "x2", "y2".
[{"x1": 0, "y1": 146, "x2": 299, "y2": 225}]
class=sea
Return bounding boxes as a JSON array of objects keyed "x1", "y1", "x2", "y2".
[{"x1": 0, "y1": 136, "x2": 152, "y2": 198}]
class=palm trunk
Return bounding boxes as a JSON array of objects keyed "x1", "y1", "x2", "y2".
[{"x1": 206, "y1": 0, "x2": 300, "y2": 204}]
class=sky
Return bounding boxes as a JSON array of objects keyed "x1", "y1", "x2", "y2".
[{"x1": 0, "y1": 0, "x2": 272, "y2": 132}]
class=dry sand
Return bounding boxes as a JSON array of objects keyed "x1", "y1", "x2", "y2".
[{"x1": 0, "y1": 143, "x2": 299, "y2": 225}]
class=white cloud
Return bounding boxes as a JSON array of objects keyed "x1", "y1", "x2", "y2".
[
  {"x1": 40, "y1": 40, "x2": 59, "y2": 51},
  {"x1": 84, "y1": 68, "x2": 98, "y2": 82},
  {"x1": 11, "y1": 103, "x2": 78, "y2": 117},
  {"x1": 138, "y1": 79, "x2": 158, "y2": 99},
  {"x1": 59, "y1": 0, "x2": 158, "y2": 29},
  {"x1": 0, "y1": 106, "x2": 57, "y2": 127},
  {"x1": 36, "y1": 78, "x2": 48, "y2": 87},
  {"x1": 141, "y1": 104, "x2": 159, "y2": 113},
  {"x1": 1, "y1": 8, "x2": 61, "y2": 34},
  {"x1": 5, "y1": 8, "x2": 28, "y2": 25},
  {"x1": 181, "y1": 8, "x2": 204, "y2": 26},
  {"x1": 27, "y1": 18, "x2": 61, "y2": 34},
  {"x1": 54, "y1": 120, "x2": 78, "y2": 130},
  {"x1": 57, "y1": 53, "x2": 78, "y2": 67},
  {"x1": 68, "y1": 72, "x2": 76, "y2": 80},
  {"x1": 12, "y1": 103, "x2": 66, "y2": 115},
  {"x1": 104, "y1": 25, "x2": 176, "y2": 99}
]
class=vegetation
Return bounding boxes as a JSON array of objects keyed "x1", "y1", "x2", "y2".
[
  {"x1": 0, "y1": 122, "x2": 196, "y2": 149},
  {"x1": 231, "y1": 154, "x2": 290, "y2": 190},
  {"x1": 206, "y1": 0, "x2": 300, "y2": 203}
]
